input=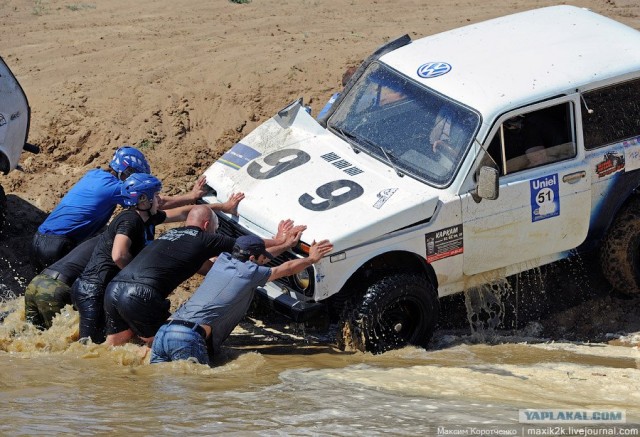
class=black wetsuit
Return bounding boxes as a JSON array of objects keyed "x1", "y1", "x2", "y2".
[{"x1": 104, "y1": 226, "x2": 236, "y2": 338}]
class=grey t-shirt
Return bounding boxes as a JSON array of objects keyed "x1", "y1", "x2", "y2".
[{"x1": 172, "y1": 252, "x2": 271, "y2": 347}]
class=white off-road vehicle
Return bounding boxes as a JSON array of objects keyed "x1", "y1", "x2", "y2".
[
  {"x1": 0, "y1": 56, "x2": 37, "y2": 230},
  {"x1": 203, "y1": 6, "x2": 640, "y2": 352}
]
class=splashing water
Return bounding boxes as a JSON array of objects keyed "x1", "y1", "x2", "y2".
[{"x1": 464, "y1": 279, "x2": 509, "y2": 338}]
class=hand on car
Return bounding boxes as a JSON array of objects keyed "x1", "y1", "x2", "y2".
[
  {"x1": 190, "y1": 175, "x2": 208, "y2": 201},
  {"x1": 308, "y1": 240, "x2": 333, "y2": 262},
  {"x1": 221, "y1": 192, "x2": 245, "y2": 216}
]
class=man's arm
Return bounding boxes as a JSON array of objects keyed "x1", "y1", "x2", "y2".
[
  {"x1": 158, "y1": 175, "x2": 208, "y2": 210},
  {"x1": 265, "y1": 225, "x2": 307, "y2": 258},
  {"x1": 268, "y1": 240, "x2": 333, "y2": 282},
  {"x1": 196, "y1": 258, "x2": 214, "y2": 276},
  {"x1": 112, "y1": 234, "x2": 133, "y2": 269},
  {"x1": 263, "y1": 219, "x2": 307, "y2": 256},
  {"x1": 162, "y1": 192, "x2": 245, "y2": 224}
]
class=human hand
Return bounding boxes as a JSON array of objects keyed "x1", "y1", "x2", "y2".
[
  {"x1": 221, "y1": 192, "x2": 245, "y2": 216},
  {"x1": 190, "y1": 175, "x2": 208, "y2": 201},
  {"x1": 308, "y1": 240, "x2": 333, "y2": 262},
  {"x1": 285, "y1": 225, "x2": 307, "y2": 248},
  {"x1": 275, "y1": 219, "x2": 294, "y2": 243}
]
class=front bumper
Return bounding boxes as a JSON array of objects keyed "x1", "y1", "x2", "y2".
[{"x1": 255, "y1": 283, "x2": 326, "y2": 323}]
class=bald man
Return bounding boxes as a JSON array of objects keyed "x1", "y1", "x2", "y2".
[{"x1": 103, "y1": 205, "x2": 302, "y2": 346}]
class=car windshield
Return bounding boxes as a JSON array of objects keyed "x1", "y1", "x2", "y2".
[{"x1": 328, "y1": 62, "x2": 480, "y2": 186}]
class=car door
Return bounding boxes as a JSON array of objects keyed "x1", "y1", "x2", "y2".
[
  {"x1": 0, "y1": 56, "x2": 30, "y2": 174},
  {"x1": 460, "y1": 98, "x2": 591, "y2": 275}
]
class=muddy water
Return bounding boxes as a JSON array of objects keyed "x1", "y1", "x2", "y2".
[{"x1": 1, "y1": 297, "x2": 639, "y2": 435}]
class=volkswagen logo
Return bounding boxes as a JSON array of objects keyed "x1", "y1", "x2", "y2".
[{"x1": 417, "y1": 62, "x2": 452, "y2": 78}]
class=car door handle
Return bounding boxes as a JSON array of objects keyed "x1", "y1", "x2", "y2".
[{"x1": 562, "y1": 171, "x2": 586, "y2": 184}]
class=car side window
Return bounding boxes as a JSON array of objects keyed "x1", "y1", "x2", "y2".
[
  {"x1": 582, "y1": 78, "x2": 640, "y2": 150},
  {"x1": 486, "y1": 102, "x2": 576, "y2": 175}
]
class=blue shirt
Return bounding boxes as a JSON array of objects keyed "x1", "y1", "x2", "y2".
[
  {"x1": 172, "y1": 253, "x2": 271, "y2": 348},
  {"x1": 38, "y1": 169, "x2": 126, "y2": 242}
]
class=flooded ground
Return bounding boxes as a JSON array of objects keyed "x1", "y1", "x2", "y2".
[
  {"x1": 1, "y1": 293, "x2": 639, "y2": 436},
  {"x1": 2, "y1": 164, "x2": 640, "y2": 436}
]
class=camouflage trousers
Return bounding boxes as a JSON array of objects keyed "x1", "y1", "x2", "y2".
[{"x1": 24, "y1": 273, "x2": 73, "y2": 330}]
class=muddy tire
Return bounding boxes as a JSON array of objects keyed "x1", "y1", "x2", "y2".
[
  {"x1": 601, "y1": 196, "x2": 640, "y2": 295},
  {"x1": 338, "y1": 274, "x2": 439, "y2": 354}
]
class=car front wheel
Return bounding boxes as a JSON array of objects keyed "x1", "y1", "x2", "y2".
[{"x1": 338, "y1": 273, "x2": 439, "y2": 354}]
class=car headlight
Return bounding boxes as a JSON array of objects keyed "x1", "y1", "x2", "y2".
[{"x1": 292, "y1": 267, "x2": 313, "y2": 293}]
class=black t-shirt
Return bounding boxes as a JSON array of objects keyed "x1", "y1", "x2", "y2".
[
  {"x1": 47, "y1": 235, "x2": 99, "y2": 282},
  {"x1": 79, "y1": 209, "x2": 167, "y2": 286},
  {"x1": 113, "y1": 225, "x2": 236, "y2": 298}
]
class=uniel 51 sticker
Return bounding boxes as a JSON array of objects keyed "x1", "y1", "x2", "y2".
[{"x1": 530, "y1": 174, "x2": 560, "y2": 222}]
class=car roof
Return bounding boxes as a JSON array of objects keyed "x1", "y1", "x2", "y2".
[{"x1": 379, "y1": 5, "x2": 640, "y2": 122}]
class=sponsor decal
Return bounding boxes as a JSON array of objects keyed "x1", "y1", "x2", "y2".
[
  {"x1": 595, "y1": 151, "x2": 625, "y2": 178},
  {"x1": 0, "y1": 113, "x2": 6, "y2": 126},
  {"x1": 425, "y1": 225, "x2": 463, "y2": 263},
  {"x1": 623, "y1": 136, "x2": 640, "y2": 148},
  {"x1": 373, "y1": 188, "x2": 398, "y2": 209},
  {"x1": 417, "y1": 62, "x2": 452, "y2": 79},
  {"x1": 10, "y1": 111, "x2": 20, "y2": 120},
  {"x1": 530, "y1": 174, "x2": 560, "y2": 222},
  {"x1": 217, "y1": 143, "x2": 261, "y2": 170}
]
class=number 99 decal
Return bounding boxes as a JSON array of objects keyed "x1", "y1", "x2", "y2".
[
  {"x1": 247, "y1": 149, "x2": 364, "y2": 211},
  {"x1": 247, "y1": 149, "x2": 310, "y2": 180},
  {"x1": 299, "y1": 180, "x2": 364, "y2": 211}
]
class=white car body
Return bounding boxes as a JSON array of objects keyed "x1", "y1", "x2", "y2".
[
  {"x1": 202, "y1": 6, "x2": 640, "y2": 334},
  {"x1": 0, "y1": 57, "x2": 30, "y2": 175}
]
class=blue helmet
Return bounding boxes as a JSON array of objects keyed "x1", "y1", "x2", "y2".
[
  {"x1": 110, "y1": 146, "x2": 150, "y2": 177},
  {"x1": 121, "y1": 173, "x2": 163, "y2": 207}
]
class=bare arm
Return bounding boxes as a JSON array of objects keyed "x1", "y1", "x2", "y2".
[
  {"x1": 158, "y1": 175, "x2": 208, "y2": 210},
  {"x1": 196, "y1": 258, "x2": 214, "y2": 276},
  {"x1": 112, "y1": 234, "x2": 133, "y2": 269},
  {"x1": 162, "y1": 192, "x2": 245, "y2": 223},
  {"x1": 263, "y1": 219, "x2": 294, "y2": 248},
  {"x1": 268, "y1": 240, "x2": 333, "y2": 282},
  {"x1": 265, "y1": 225, "x2": 307, "y2": 258}
]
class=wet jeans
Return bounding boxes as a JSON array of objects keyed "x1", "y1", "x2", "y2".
[{"x1": 150, "y1": 323, "x2": 209, "y2": 365}]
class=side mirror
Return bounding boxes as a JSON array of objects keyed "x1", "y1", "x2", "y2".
[{"x1": 476, "y1": 166, "x2": 499, "y2": 200}]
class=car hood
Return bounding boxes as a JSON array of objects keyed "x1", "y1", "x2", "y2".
[{"x1": 203, "y1": 102, "x2": 442, "y2": 251}]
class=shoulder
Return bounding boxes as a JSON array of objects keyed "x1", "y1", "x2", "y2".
[
  {"x1": 86, "y1": 168, "x2": 118, "y2": 182},
  {"x1": 112, "y1": 209, "x2": 144, "y2": 231},
  {"x1": 241, "y1": 260, "x2": 271, "y2": 280}
]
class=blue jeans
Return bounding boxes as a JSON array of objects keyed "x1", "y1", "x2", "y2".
[{"x1": 150, "y1": 323, "x2": 209, "y2": 365}]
